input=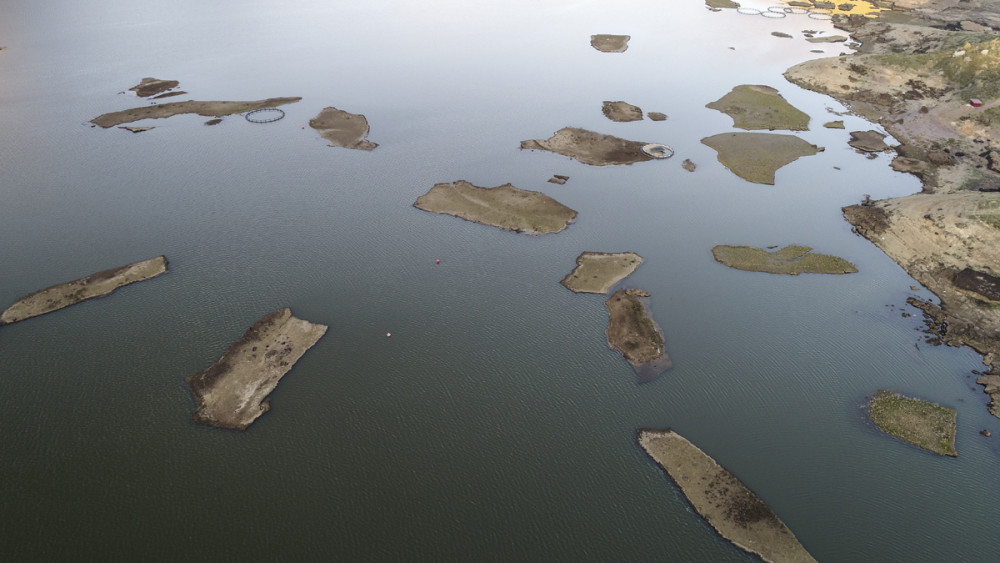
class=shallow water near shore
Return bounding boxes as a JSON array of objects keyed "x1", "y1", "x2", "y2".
[{"x1": 2, "y1": 1, "x2": 999, "y2": 561}]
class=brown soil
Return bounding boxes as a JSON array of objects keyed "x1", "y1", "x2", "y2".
[
  {"x1": 605, "y1": 288, "x2": 671, "y2": 382},
  {"x1": 309, "y1": 107, "x2": 378, "y2": 150},
  {"x1": 638, "y1": 429, "x2": 816, "y2": 563},
  {"x1": 91, "y1": 97, "x2": 302, "y2": 128},
  {"x1": 0, "y1": 256, "x2": 168, "y2": 326},
  {"x1": 521, "y1": 127, "x2": 654, "y2": 166},
  {"x1": 186, "y1": 308, "x2": 328, "y2": 430},
  {"x1": 413, "y1": 180, "x2": 577, "y2": 235}
]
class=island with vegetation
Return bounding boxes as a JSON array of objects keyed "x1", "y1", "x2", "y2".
[
  {"x1": 413, "y1": 180, "x2": 577, "y2": 235},
  {"x1": 711, "y1": 245, "x2": 858, "y2": 275},
  {"x1": 560, "y1": 251, "x2": 643, "y2": 294},
  {"x1": 186, "y1": 307, "x2": 328, "y2": 431},
  {"x1": 605, "y1": 288, "x2": 671, "y2": 382},
  {"x1": 521, "y1": 127, "x2": 655, "y2": 166},
  {"x1": 784, "y1": 2, "x2": 1000, "y2": 416},
  {"x1": 309, "y1": 106, "x2": 378, "y2": 150},
  {"x1": 701, "y1": 132, "x2": 819, "y2": 185},
  {"x1": 0, "y1": 256, "x2": 168, "y2": 326},
  {"x1": 706, "y1": 84, "x2": 810, "y2": 131},
  {"x1": 638, "y1": 428, "x2": 816, "y2": 563},
  {"x1": 91, "y1": 97, "x2": 301, "y2": 128},
  {"x1": 868, "y1": 390, "x2": 957, "y2": 457}
]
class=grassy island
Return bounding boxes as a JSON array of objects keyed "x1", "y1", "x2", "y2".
[
  {"x1": 711, "y1": 245, "x2": 858, "y2": 275},
  {"x1": 638, "y1": 428, "x2": 816, "y2": 563},
  {"x1": 91, "y1": 97, "x2": 301, "y2": 128},
  {"x1": 868, "y1": 390, "x2": 957, "y2": 457},
  {"x1": 706, "y1": 85, "x2": 810, "y2": 131},
  {"x1": 1, "y1": 256, "x2": 168, "y2": 326},
  {"x1": 521, "y1": 127, "x2": 653, "y2": 166},
  {"x1": 414, "y1": 180, "x2": 577, "y2": 235},
  {"x1": 186, "y1": 308, "x2": 328, "y2": 431},
  {"x1": 561, "y1": 251, "x2": 643, "y2": 294},
  {"x1": 701, "y1": 132, "x2": 819, "y2": 184},
  {"x1": 309, "y1": 107, "x2": 378, "y2": 150},
  {"x1": 605, "y1": 288, "x2": 671, "y2": 382}
]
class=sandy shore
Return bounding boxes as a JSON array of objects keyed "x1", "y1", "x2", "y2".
[
  {"x1": 186, "y1": 308, "x2": 327, "y2": 430},
  {"x1": 0, "y1": 256, "x2": 168, "y2": 326}
]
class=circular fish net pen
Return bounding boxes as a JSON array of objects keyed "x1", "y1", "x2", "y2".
[
  {"x1": 642, "y1": 144, "x2": 675, "y2": 159},
  {"x1": 245, "y1": 108, "x2": 286, "y2": 123},
  {"x1": 761, "y1": 10, "x2": 786, "y2": 18},
  {"x1": 808, "y1": 9, "x2": 833, "y2": 20},
  {"x1": 737, "y1": 7, "x2": 762, "y2": 15},
  {"x1": 769, "y1": 6, "x2": 808, "y2": 15}
]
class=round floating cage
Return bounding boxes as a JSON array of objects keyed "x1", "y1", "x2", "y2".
[
  {"x1": 761, "y1": 10, "x2": 786, "y2": 18},
  {"x1": 737, "y1": 7, "x2": 762, "y2": 15},
  {"x1": 245, "y1": 108, "x2": 286, "y2": 123},
  {"x1": 808, "y1": 9, "x2": 833, "y2": 20},
  {"x1": 642, "y1": 143, "x2": 675, "y2": 159}
]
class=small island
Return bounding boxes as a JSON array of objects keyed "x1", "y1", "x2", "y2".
[
  {"x1": 701, "y1": 132, "x2": 820, "y2": 184},
  {"x1": 186, "y1": 308, "x2": 328, "y2": 431},
  {"x1": 638, "y1": 428, "x2": 816, "y2": 563},
  {"x1": 0, "y1": 256, "x2": 168, "y2": 326},
  {"x1": 91, "y1": 97, "x2": 301, "y2": 128},
  {"x1": 521, "y1": 127, "x2": 654, "y2": 166},
  {"x1": 560, "y1": 251, "x2": 643, "y2": 294},
  {"x1": 706, "y1": 85, "x2": 810, "y2": 131},
  {"x1": 309, "y1": 106, "x2": 378, "y2": 150},
  {"x1": 711, "y1": 245, "x2": 858, "y2": 275},
  {"x1": 605, "y1": 288, "x2": 671, "y2": 382},
  {"x1": 590, "y1": 34, "x2": 630, "y2": 53},
  {"x1": 413, "y1": 180, "x2": 577, "y2": 235},
  {"x1": 602, "y1": 101, "x2": 643, "y2": 122},
  {"x1": 129, "y1": 77, "x2": 180, "y2": 98},
  {"x1": 868, "y1": 390, "x2": 957, "y2": 457}
]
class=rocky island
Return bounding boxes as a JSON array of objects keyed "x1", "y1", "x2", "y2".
[
  {"x1": 560, "y1": 251, "x2": 643, "y2": 294},
  {"x1": 784, "y1": 2, "x2": 1000, "y2": 416},
  {"x1": 0, "y1": 256, "x2": 168, "y2": 326},
  {"x1": 711, "y1": 245, "x2": 858, "y2": 275},
  {"x1": 868, "y1": 390, "x2": 957, "y2": 456},
  {"x1": 638, "y1": 428, "x2": 816, "y2": 563},
  {"x1": 186, "y1": 308, "x2": 328, "y2": 431},
  {"x1": 413, "y1": 180, "x2": 577, "y2": 235},
  {"x1": 309, "y1": 106, "x2": 378, "y2": 150},
  {"x1": 521, "y1": 127, "x2": 655, "y2": 166},
  {"x1": 605, "y1": 288, "x2": 671, "y2": 382}
]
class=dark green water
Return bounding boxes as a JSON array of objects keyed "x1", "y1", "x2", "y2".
[{"x1": 2, "y1": 1, "x2": 997, "y2": 561}]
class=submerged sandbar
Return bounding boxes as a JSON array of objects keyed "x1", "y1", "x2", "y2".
[
  {"x1": 605, "y1": 288, "x2": 671, "y2": 382},
  {"x1": 414, "y1": 180, "x2": 577, "y2": 235},
  {"x1": 560, "y1": 251, "x2": 643, "y2": 294},
  {"x1": 91, "y1": 97, "x2": 301, "y2": 128},
  {"x1": 638, "y1": 428, "x2": 816, "y2": 563},
  {"x1": 711, "y1": 245, "x2": 858, "y2": 275},
  {"x1": 868, "y1": 390, "x2": 957, "y2": 456},
  {"x1": 186, "y1": 308, "x2": 328, "y2": 431},
  {"x1": 0, "y1": 256, "x2": 168, "y2": 326},
  {"x1": 701, "y1": 132, "x2": 819, "y2": 184}
]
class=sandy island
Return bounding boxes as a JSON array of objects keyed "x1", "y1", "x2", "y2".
[
  {"x1": 186, "y1": 308, "x2": 327, "y2": 431},
  {"x1": 706, "y1": 85, "x2": 810, "y2": 131},
  {"x1": 591, "y1": 34, "x2": 629, "y2": 53},
  {"x1": 0, "y1": 256, "x2": 168, "y2": 326},
  {"x1": 309, "y1": 107, "x2": 378, "y2": 150},
  {"x1": 783, "y1": 3, "x2": 1000, "y2": 415},
  {"x1": 605, "y1": 288, "x2": 671, "y2": 382},
  {"x1": 561, "y1": 251, "x2": 643, "y2": 294},
  {"x1": 702, "y1": 132, "x2": 820, "y2": 185},
  {"x1": 638, "y1": 428, "x2": 816, "y2": 563},
  {"x1": 521, "y1": 127, "x2": 655, "y2": 166},
  {"x1": 414, "y1": 180, "x2": 577, "y2": 235},
  {"x1": 712, "y1": 245, "x2": 858, "y2": 275},
  {"x1": 868, "y1": 390, "x2": 957, "y2": 456},
  {"x1": 91, "y1": 97, "x2": 301, "y2": 128}
]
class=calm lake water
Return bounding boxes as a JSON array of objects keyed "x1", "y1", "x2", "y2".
[{"x1": 2, "y1": 1, "x2": 997, "y2": 561}]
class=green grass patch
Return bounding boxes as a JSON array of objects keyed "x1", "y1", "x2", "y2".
[
  {"x1": 868, "y1": 390, "x2": 957, "y2": 456},
  {"x1": 711, "y1": 245, "x2": 858, "y2": 275}
]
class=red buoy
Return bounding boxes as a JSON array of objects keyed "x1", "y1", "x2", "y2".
[
  {"x1": 386, "y1": 333, "x2": 392, "y2": 338},
  {"x1": 436, "y1": 259, "x2": 440, "y2": 264}
]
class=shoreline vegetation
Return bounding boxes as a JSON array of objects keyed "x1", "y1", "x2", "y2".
[
  {"x1": 638, "y1": 428, "x2": 816, "y2": 563},
  {"x1": 0, "y1": 256, "x2": 168, "y2": 326},
  {"x1": 413, "y1": 180, "x2": 577, "y2": 235},
  {"x1": 711, "y1": 245, "x2": 859, "y2": 275},
  {"x1": 605, "y1": 288, "x2": 671, "y2": 382},
  {"x1": 560, "y1": 251, "x2": 643, "y2": 294},
  {"x1": 868, "y1": 390, "x2": 958, "y2": 456},
  {"x1": 186, "y1": 308, "x2": 328, "y2": 431},
  {"x1": 783, "y1": 3, "x2": 1000, "y2": 416}
]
